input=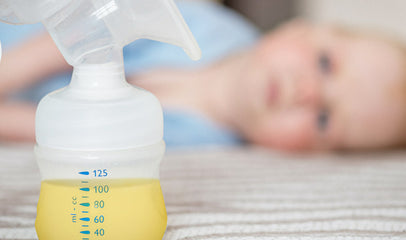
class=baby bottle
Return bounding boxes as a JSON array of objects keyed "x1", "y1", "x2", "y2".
[
  {"x1": 34, "y1": 62, "x2": 170, "y2": 240},
  {"x1": 0, "y1": 0, "x2": 201, "y2": 239}
]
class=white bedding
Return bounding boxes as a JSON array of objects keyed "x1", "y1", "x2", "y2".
[{"x1": 1, "y1": 145, "x2": 405, "y2": 239}]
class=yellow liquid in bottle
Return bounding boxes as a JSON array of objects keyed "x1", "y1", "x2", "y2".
[{"x1": 35, "y1": 179, "x2": 167, "y2": 240}]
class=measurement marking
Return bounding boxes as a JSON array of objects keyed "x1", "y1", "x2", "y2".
[
  {"x1": 79, "y1": 171, "x2": 89, "y2": 176},
  {"x1": 80, "y1": 217, "x2": 90, "y2": 222},
  {"x1": 80, "y1": 188, "x2": 90, "y2": 192},
  {"x1": 80, "y1": 230, "x2": 90, "y2": 235},
  {"x1": 82, "y1": 196, "x2": 89, "y2": 198},
  {"x1": 80, "y1": 203, "x2": 90, "y2": 207},
  {"x1": 81, "y1": 181, "x2": 88, "y2": 183},
  {"x1": 82, "y1": 211, "x2": 89, "y2": 213},
  {"x1": 82, "y1": 225, "x2": 89, "y2": 227}
]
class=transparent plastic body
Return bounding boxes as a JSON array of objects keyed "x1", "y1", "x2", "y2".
[
  {"x1": 35, "y1": 142, "x2": 167, "y2": 240},
  {"x1": 0, "y1": 0, "x2": 201, "y2": 65}
]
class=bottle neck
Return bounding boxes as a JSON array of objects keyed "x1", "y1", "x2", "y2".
[
  {"x1": 70, "y1": 63, "x2": 128, "y2": 90},
  {"x1": 69, "y1": 47, "x2": 130, "y2": 90}
]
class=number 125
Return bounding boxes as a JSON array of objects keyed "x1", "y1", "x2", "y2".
[{"x1": 93, "y1": 169, "x2": 108, "y2": 177}]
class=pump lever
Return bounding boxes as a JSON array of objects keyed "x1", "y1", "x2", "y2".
[{"x1": 108, "y1": 0, "x2": 202, "y2": 60}]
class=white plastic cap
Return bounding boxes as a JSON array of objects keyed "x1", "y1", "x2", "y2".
[{"x1": 36, "y1": 63, "x2": 164, "y2": 150}]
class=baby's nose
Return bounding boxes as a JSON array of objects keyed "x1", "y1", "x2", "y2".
[{"x1": 295, "y1": 77, "x2": 321, "y2": 106}]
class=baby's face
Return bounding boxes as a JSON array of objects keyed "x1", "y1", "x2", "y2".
[{"x1": 233, "y1": 21, "x2": 406, "y2": 151}]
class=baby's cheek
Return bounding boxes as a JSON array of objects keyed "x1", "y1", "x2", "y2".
[
  {"x1": 248, "y1": 113, "x2": 317, "y2": 151},
  {"x1": 269, "y1": 125, "x2": 316, "y2": 151}
]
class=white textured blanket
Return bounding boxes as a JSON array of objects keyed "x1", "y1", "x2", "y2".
[{"x1": 1, "y1": 145, "x2": 406, "y2": 240}]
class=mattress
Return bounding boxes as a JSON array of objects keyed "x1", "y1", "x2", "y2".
[{"x1": 1, "y1": 145, "x2": 406, "y2": 239}]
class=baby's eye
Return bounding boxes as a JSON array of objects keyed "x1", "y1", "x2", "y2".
[
  {"x1": 317, "y1": 108, "x2": 330, "y2": 132},
  {"x1": 318, "y1": 52, "x2": 332, "y2": 75}
]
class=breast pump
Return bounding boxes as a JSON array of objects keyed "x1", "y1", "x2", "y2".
[{"x1": 0, "y1": 0, "x2": 201, "y2": 239}]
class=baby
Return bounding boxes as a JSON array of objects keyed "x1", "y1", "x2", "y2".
[
  {"x1": 0, "y1": 1, "x2": 405, "y2": 151},
  {"x1": 133, "y1": 21, "x2": 406, "y2": 151}
]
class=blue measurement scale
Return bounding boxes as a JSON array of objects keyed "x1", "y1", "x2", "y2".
[{"x1": 72, "y1": 170, "x2": 110, "y2": 239}]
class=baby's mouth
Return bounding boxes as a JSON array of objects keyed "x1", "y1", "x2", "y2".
[{"x1": 267, "y1": 80, "x2": 280, "y2": 107}]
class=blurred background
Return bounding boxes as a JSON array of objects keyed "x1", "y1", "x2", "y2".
[
  {"x1": 1, "y1": 0, "x2": 406, "y2": 149},
  {"x1": 224, "y1": 0, "x2": 406, "y2": 41}
]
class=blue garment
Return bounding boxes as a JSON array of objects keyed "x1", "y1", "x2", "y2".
[
  {"x1": 0, "y1": 0, "x2": 260, "y2": 148},
  {"x1": 164, "y1": 110, "x2": 242, "y2": 148}
]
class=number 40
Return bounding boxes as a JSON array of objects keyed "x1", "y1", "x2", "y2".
[{"x1": 94, "y1": 228, "x2": 105, "y2": 236}]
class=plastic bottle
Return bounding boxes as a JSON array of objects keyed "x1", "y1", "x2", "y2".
[{"x1": 0, "y1": 0, "x2": 201, "y2": 239}]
